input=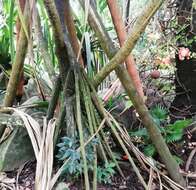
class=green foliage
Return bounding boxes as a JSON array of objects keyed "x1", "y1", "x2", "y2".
[
  {"x1": 1, "y1": 0, "x2": 16, "y2": 62},
  {"x1": 0, "y1": 11, "x2": 11, "y2": 70},
  {"x1": 165, "y1": 119, "x2": 192, "y2": 143},
  {"x1": 0, "y1": 26, "x2": 10, "y2": 57},
  {"x1": 168, "y1": 19, "x2": 195, "y2": 49},
  {"x1": 56, "y1": 137, "x2": 116, "y2": 183},
  {"x1": 105, "y1": 94, "x2": 132, "y2": 112},
  {"x1": 105, "y1": 94, "x2": 124, "y2": 110},
  {"x1": 0, "y1": 24, "x2": 11, "y2": 77},
  {"x1": 143, "y1": 144, "x2": 156, "y2": 157},
  {"x1": 56, "y1": 136, "x2": 98, "y2": 176},
  {"x1": 129, "y1": 105, "x2": 192, "y2": 157},
  {"x1": 97, "y1": 0, "x2": 107, "y2": 13},
  {"x1": 97, "y1": 162, "x2": 116, "y2": 184},
  {"x1": 130, "y1": 128, "x2": 148, "y2": 140},
  {"x1": 150, "y1": 105, "x2": 168, "y2": 126},
  {"x1": 56, "y1": 137, "x2": 81, "y2": 175}
]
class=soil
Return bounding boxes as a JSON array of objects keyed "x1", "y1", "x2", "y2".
[
  {"x1": 69, "y1": 166, "x2": 147, "y2": 190},
  {"x1": 10, "y1": 162, "x2": 147, "y2": 190},
  {"x1": 4, "y1": 131, "x2": 195, "y2": 190}
]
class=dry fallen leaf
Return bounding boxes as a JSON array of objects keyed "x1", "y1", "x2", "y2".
[{"x1": 0, "y1": 172, "x2": 15, "y2": 184}]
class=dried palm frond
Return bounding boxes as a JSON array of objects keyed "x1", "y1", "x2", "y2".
[{"x1": 5, "y1": 108, "x2": 56, "y2": 190}]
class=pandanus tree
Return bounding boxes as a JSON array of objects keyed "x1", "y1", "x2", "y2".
[{"x1": 0, "y1": 0, "x2": 187, "y2": 189}]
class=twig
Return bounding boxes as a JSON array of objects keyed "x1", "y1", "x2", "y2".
[
  {"x1": 185, "y1": 147, "x2": 196, "y2": 172},
  {"x1": 157, "y1": 171, "x2": 163, "y2": 190},
  {"x1": 147, "y1": 168, "x2": 154, "y2": 189}
]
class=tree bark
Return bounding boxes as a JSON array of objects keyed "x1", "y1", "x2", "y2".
[
  {"x1": 64, "y1": 1, "x2": 84, "y2": 67},
  {"x1": 43, "y1": 0, "x2": 70, "y2": 83}
]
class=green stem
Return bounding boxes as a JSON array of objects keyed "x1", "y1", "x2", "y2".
[
  {"x1": 43, "y1": 0, "x2": 70, "y2": 83},
  {"x1": 81, "y1": 83, "x2": 98, "y2": 188},
  {"x1": 75, "y1": 71, "x2": 90, "y2": 190},
  {"x1": 81, "y1": 79, "x2": 108, "y2": 163},
  {"x1": 34, "y1": 6, "x2": 56, "y2": 80},
  {"x1": 93, "y1": 148, "x2": 97, "y2": 190},
  {"x1": 94, "y1": 113, "x2": 125, "y2": 178},
  {"x1": 3, "y1": 1, "x2": 29, "y2": 107},
  {"x1": 54, "y1": 70, "x2": 71, "y2": 145}
]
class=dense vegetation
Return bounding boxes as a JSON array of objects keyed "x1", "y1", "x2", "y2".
[{"x1": 0, "y1": 0, "x2": 195, "y2": 189}]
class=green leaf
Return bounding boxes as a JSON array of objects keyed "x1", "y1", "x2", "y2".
[
  {"x1": 150, "y1": 105, "x2": 167, "y2": 126},
  {"x1": 144, "y1": 144, "x2": 156, "y2": 157},
  {"x1": 166, "y1": 119, "x2": 192, "y2": 131},
  {"x1": 121, "y1": 100, "x2": 133, "y2": 113},
  {"x1": 99, "y1": 0, "x2": 107, "y2": 13},
  {"x1": 97, "y1": 162, "x2": 116, "y2": 184},
  {"x1": 129, "y1": 128, "x2": 148, "y2": 138},
  {"x1": 106, "y1": 162, "x2": 116, "y2": 168},
  {"x1": 165, "y1": 132, "x2": 183, "y2": 143}
]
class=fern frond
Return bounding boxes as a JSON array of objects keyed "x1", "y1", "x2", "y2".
[
  {"x1": 150, "y1": 105, "x2": 168, "y2": 125},
  {"x1": 165, "y1": 133, "x2": 183, "y2": 143}
]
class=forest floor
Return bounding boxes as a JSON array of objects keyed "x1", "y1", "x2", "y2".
[
  {"x1": 1, "y1": 76, "x2": 196, "y2": 190},
  {"x1": 3, "y1": 138, "x2": 195, "y2": 190},
  {"x1": 2, "y1": 115, "x2": 195, "y2": 190}
]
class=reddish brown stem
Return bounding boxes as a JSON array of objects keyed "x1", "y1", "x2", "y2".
[
  {"x1": 64, "y1": 1, "x2": 84, "y2": 67},
  {"x1": 107, "y1": 0, "x2": 144, "y2": 98}
]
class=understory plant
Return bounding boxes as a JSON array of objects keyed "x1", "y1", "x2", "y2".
[
  {"x1": 97, "y1": 162, "x2": 116, "y2": 184},
  {"x1": 129, "y1": 105, "x2": 192, "y2": 158},
  {"x1": 56, "y1": 136, "x2": 98, "y2": 175},
  {"x1": 56, "y1": 136, "x2": 116, "y2": 184}
]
